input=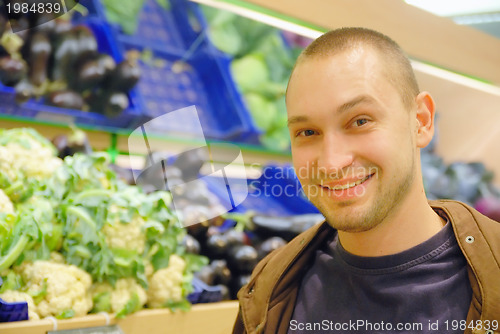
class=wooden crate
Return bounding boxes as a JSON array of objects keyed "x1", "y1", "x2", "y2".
[{"x1": 0, "y1": 301, "x2": 239, "y2": 334}]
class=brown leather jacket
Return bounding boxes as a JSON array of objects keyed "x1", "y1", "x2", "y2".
[{"x1": 232, "y1": 200, "x2": 500, "y2": 334}]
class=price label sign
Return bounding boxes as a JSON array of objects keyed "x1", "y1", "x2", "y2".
[{"x1": 48, "y1": 325, "x2": 125, "y2": 334}]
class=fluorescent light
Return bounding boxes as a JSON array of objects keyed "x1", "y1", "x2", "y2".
[
  {"x1": 405, "y1": 0, "x2": 500, "y2": 17},
  {"x1": 190, "y1": 0, "x2": 323, "y2": 39}
]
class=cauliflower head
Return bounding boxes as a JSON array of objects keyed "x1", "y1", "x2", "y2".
[
  {"x1": 103, "y1": 206, "x2": 146, "y2": 254},
  {"x1": 147, "y1": 254, "x2": 186, "y2": 308},
  {"x1": 5, "y1": 141, "x2": 62, "y2": 180},
  {"x1": 19, "y1": 260, "x2": 92, "y2": 318},
  {"x1": 91, "y1": 278, "x2": 147, "y2": 315},
  {"x1": 0, "y1": 188, "x2": 14, "y2": 214},
  {"x1": 0, "y1": 290, "x2": 40, "y2": 320}
]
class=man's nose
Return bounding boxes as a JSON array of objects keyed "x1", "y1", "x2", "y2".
[{"x1": 316, "y1": 133, "x2": 354, "y2": 178}]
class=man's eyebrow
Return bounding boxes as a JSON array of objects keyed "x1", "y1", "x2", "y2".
[
  {"x1": 287, "y1": 95, "x2": 377, "y2": 127},
  {"x1": 337, "y1": 95, "x2": 377, "y2": 114},
  {"x1": 287, "y1": 115, "x2": 309, "y2": 127}
]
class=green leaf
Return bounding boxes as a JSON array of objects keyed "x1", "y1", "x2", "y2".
[
  {"x1": 164, "y1": 299, "x2": 191, "y2": 312},
  {"x1": 91, "y1": 292, "x2": 112, "y2": 313},
  {"x1": 56, "y1": 309, "x2": 76, "y2": 319},
  {"x1": 116, "y1": 292, "x2": 140, "y2": 318}
]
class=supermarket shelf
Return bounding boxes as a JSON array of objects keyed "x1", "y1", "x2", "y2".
[
  {"x1": 0, "y1": 301, "x2": 239, "y2": 334},
  {"x1": 0, "y1": 116, "x2": 292, "y2": 168}
]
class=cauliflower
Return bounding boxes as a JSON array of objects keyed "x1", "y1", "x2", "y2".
[
  {"x1": 90, "y1": 278, "x2": 147, "y2": 315},
  {"x1": 0, "y1": 290, "x2": 40, "y2": 320},
  {"x1": 19, "y1": 260, "x2": 92, "y2": 318},
  {"x1": 147, "y1": 254, "x2": 186, "y2": 308},
  {"x1": 0, "y1": 128, "x2": 62, "y2": 181},
  {"x1": 5, "y1": 142, "x2": 62, "y2": 180},
  {"x1": 102, "y1": 206, "x2": 146, "y2": 253},
  {"x1": 0, "y1": 188, "x2": 14, "y2": 214},
  {"x1": 0, "y1": 146, "x2": 17, "y2": 182}
]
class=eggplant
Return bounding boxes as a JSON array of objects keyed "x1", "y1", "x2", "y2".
[
  {"x1": 257, "y1": 236, "x2": 287, "y2": 260},
  {"x1": 194, "y1": 264, "x2": 215, "y2": 286},
  {"x1": 72, "y1": 25, "x2": 98, "y2": 63},
  {"x1": 0, "y1": 56, "x2": 27, "y2": 86},
  {"x1": 205, "y1": 233, "x2": 230, "y2": 259},
  {"x1": 106, "y1": 58, "x2": 141, "y2": 92},
  {"x1": 250, "y1": 214, "x2": 324, "y2": 241},
  {"x1": 26, "y1": 31, "x2": 51, "y2": 87},
  {"x1": 102, "y1": 91, "x2": 129, "y2": 118},
  {"x1": 210, "y1": 259, "x2": 232, "y2": 286},
  {"x1": 224, "y1": 229, "x2": 247, "y2": 248},
  {"x1": 230, "y1": 274, "x2": 251, "y2": 299},
  {"x1": 50, "y1": 29, "x2": 79, "y2": 81},
  {"x1": 73, "y1": 54, "x2": 116, "y2": 92},
  {"x1": 181, "y1": 234, "x2": 201, "y2": 254},
  {"x1": 51, "y1": 126, "x2": 92, "y2": 159},
  {"x1": 14, "y1": 78, "x2": 34, "y2": 103},
  {"x1": 227, "y1": 245, "x2": 258, "y2": 274},
  {"x1": 46, "y1": 89, "x2": 84, "y2": 110}
]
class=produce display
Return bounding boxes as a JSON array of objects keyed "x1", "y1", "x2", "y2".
[
  {"x1": 201, "y1": 6, "x2": 304, "y2": 151},
  {"x1": 0, "y1": 128, "x2": 207, "y2": 321},
  {"x1": 0, "y1": 4, "x2": 140, "y2": 118}
]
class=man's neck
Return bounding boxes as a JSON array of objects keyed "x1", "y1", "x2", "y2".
[{"x1": 337, "y1": 189, "x2": 445, "y2": 257}]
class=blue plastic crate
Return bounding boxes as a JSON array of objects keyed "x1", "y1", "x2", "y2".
[
  {"x1": 0, "y1": 298, "x2": 29, "y2": 323},
  {"x1": 100, "y1": 0, "x2": 206, "y2": 55},
  {"x1": 0, "y1": 17, "x2": 143, "y2": 129},
  {"x1": 187, "y1": 277, "x2": 223, "y2": 304},
  {"x1": 204, "y1": 165, "x2": 319, "y2": 217},
  {"x1": 115, "y1": 41, "x2": 259, "y2": 141}
]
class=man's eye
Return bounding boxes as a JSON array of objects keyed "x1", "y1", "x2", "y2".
[
  {"x1": 353, "y1": 119, "x2": 369, "y2": 127},
  {"x1": 297, "y1": 129, "x2": 316, "y2": 137}
]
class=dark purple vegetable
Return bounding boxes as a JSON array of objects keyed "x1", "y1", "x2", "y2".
[
  {"x1": 14, "y1": 78, "x2": 34, "y2": 103},
  {"x1": 210, "y1": 259, "x2": 232, "y2": 286},
  {"x1": 50, "y1": 29, "x2": 79, "y2": 81},
  {"x1": 257, "y1": 236, "x2": 287, "y2": 260},
  {"x1": 182, "y1": 234, "x2": 201, "y2": 254},
  {"x1": 73, "y1": 54, "x2": 116, "y2": 92},
  {"x1": 231, "y1": 274, "x2": 251, "y2": 299},
  {"x1": 228, "y1": 245, "x2": 258, "y2": 274},
  {"x1": 51, "y1": 126, "x2": 92, "y2": 159},
  {"x1": 46, "y1": 89, "x2": 84, "y2": 110},
  {"x1": 0, "y1": 56, "x2": 27, "y2": 86},
  {"x1": 102, "y1": 91, "x2": 129, "y2": 118},
  {"x1": 475, "y1": 196, "x2": 500, "y2": 222},
  {"x1": 106, "y1": 58, "x2": 141, "y2": 92},
  {"x1": 194, "y1": 264, "x2": 215, "y2": 286},
  {"x1": 26, "y1": 31, "x2": 52, "y2": 87},
  {"x1": 205, "y1": 234, "x2": 229, "y2": 259}
]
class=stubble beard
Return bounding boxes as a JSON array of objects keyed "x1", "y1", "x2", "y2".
[{"x1": 306, "y1": 159, "x2": 416, "y2": 233}]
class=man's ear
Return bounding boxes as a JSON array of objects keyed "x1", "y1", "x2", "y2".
[{"x1": 415, "y1": 91, "x2": 436, "y2": 148}]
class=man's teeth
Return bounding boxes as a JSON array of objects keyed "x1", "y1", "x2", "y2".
[{"x1": 325, "y1": 175, "x2": 370, "y2": 190}]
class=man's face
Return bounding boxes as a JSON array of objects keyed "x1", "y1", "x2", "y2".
[{"x1": 286, "y1": 46, "x2": 419, "y2": 232}]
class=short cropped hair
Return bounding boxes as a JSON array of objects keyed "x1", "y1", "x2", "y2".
[{"x1": 295, "y1": 27, "x2": 420, "y2": 109}]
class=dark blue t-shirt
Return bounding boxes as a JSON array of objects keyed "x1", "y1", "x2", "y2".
[{"x1": 289, "y1": 211, "x2": 472, "y2": 333}]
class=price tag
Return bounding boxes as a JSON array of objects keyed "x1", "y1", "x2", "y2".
[{"x1": 48, "y1": 325, "x2": 125, "y2": 334}]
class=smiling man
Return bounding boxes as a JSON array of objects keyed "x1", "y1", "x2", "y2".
[{"x1": 232, "y1": 28, "x2": 500, "y2": 334}]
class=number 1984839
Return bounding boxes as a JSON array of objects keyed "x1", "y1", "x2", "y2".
[{"x1": 6, "y1": 1, "x2": 63, "y2": 15}]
